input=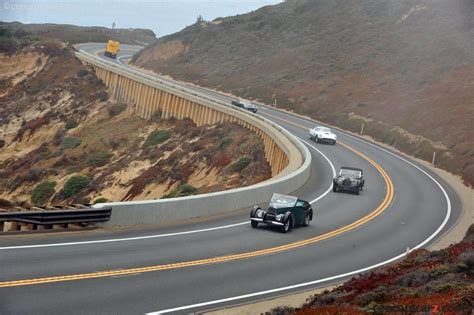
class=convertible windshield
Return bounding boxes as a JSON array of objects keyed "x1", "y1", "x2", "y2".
[
  {"x1": 315, "y1": 127, "x2": 331, "y2": 132},
  {"x1": 340, "y1": 169, "x2": 362, "y2": 178},
  {"x1": 269, "y1": 193, "x2": 297, "y2": 208}
]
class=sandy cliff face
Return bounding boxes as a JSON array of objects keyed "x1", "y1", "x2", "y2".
[
  {"x1": 0, "y1": 41, "x2": 270, "y2": 208},
  {"x1": 133, "y1": 0, "x2": 474, "y2": 186}
]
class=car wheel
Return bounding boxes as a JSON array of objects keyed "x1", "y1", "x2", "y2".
[
  {"x1": 281, "y1": 218, "x2": 291, "y2": 233},
  {"x1": 355, "y1": 189, "x2": 360, "y2": 195},
  {"x1": 333, "y1": 184, "x2": 338, "y2": 192},
  {"x1": 251, "y1": 220, "x2": 259, "y2": 228},
  {"x1": 332, "y1": 140, "x2": 337, "y2": 145},
  {"x1": 303, "y1": 214, "x2": 310, "y2": 227}
]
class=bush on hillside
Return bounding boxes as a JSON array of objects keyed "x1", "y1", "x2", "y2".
[
  {"x1": 96, "y1": 91, "x2": 109, "y2": 102},
  {"x1": 60, "y1": 136, "x2": 82, "y2": 150},
  {"x1": 229, "y1": 157, "x2": 251, "y2": 172},
  {"x1": 108, "y1": 102, "x2": 127, "y2": 117},
  {"x1": 93, "y1": 197, "x2": 108, "y2": 204},
  {"x1": 86, "y1": 151, "x2": 113, "y2": 167},
  {"x1": 219, "y1": 137, "x2": 233, "y2": 148},
  {"x1": 31, "y1": 181, "x2": 56, "y2": 206},
  {"x1": 63, "y1": 175, "x2": 90, "y2": 198},
  {"x1": 143, "y1": 130, "x2": 171, "y2": 148},
  {"x1": 162, "y1": 183, "x2": 198, "y2": 199},
  {"x1": 65, "y1": 118, "x2": 78, "y2": 129}
]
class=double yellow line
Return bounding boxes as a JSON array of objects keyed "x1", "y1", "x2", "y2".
[{"x1": 0, "y1": 117, "x2": 394, "y2": 288}]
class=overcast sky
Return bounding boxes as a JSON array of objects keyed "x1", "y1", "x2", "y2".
[{"x1": 0, "y1": 0, "x2": 283, "y2": 37}]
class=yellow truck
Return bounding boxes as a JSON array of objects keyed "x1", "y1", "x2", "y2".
[{"x1": 104, "y1": 40, "x2": 120, "y2": 59}]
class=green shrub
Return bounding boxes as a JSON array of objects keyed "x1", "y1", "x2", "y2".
[
  {"x1": 219, "y1": 137, "x2": 233, "y2": 148},
  {"x1": 77, "y1": 69, "x2": 89, "y2": 77},
  {"x1": 96, "y1": 91, "x2": 109, "y2": 102},
  {"x1": 108, "y1": 103, "x2": 127, "y2": 117},
  {"x1": 152, "y1": 110, "x2": 162, "y2": 122},
  {"x1": 229, "y1": 157, "x2": 251, "y2": 172},
  {"x1": 143, "y1": 130, "x2": 171, "y2": 148},
  {"x1": 31, "y1": 181, "x2": 56, "y2": 206},
  {"x1": 60, "y1": 136, "x2": 82, "y2": 150},
  {"x1": 65, "y1": 118, "x2": 78, "y2": 129},
  {"x1": 87, "y1": 151, "x2": 113, "y2": 167},
  {"x1": 63, "y1": 175, "x2": 90, "y2": 198},
  {"x1": 94, "y1": 197, "x2": 108, "y2": 204},
  {"x1": 162, "y1": 184, "x2": 198, "y2": 199}
]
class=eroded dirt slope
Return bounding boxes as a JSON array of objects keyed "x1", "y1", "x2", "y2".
[{"x1": 0, "y1": 40, "x2": 271, "y2": 208}]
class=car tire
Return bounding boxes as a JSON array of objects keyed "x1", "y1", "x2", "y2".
[
  {"x1": 332, "y1": 140, "x2": 337, "y2": 145},
  {"x1": 355, "y1": 189, "x2": 360, "y2": 195},
  {"x1": 281, "y1": 218, "x2": 291, "y2": 233},
  {"x1": 302, "y1": 214, "x2": 310, "y2": 227},
  {"x1": 333, "y1": 184, "x2": 338, "y2": 192},
  {"x1": 251, "y1": 220, "x2": 259, "y2": 228}
]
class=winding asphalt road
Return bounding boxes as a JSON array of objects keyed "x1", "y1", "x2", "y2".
[{"x1": 0, "y1": 44, "x2": 462, "y2": 314}]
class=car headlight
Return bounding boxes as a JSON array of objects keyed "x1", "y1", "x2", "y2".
[
  {"x1": 276, "y1": 214, "x2": 284, "y2": 222},
  {"x1": 257, "y1": 210, "x2": 264, "y2": 218}
]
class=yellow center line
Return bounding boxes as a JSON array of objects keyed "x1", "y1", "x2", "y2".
[{"x1": 0, "y1": 115, "x2": 394, "y2": 288}]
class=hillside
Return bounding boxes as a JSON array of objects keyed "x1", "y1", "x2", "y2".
[
  {"x1": 0, "y1": 34, "x2": 270, "y2": 208},
  {"x1": 270, "y1": 225, "x2": 473, "y2": 314},
  {"x1": 0, "y1": 21, "x2": 156, "y2": 47},
  {"x1": 132, "y1": 0, "x2": 474, "y2": 187}
]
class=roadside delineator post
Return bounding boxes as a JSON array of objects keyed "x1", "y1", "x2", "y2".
[
  {"x1": 360, "y1": 122, "x2": 365, "y2": 135},
  {"x1": 432, "y1": 152, "x2": 436, "y2": 165}
]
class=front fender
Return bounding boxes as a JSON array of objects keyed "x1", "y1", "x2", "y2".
[
  {"x1": 250, "y1": 206, "x2": 261, "y2": 218},
  {"x1": 283, "y1": 211, "x2": 294, "y2": 227}
]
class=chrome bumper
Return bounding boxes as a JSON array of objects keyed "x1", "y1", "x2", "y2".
[{"x1": 250, "y1": 218, "x2": 284, "y2": 226}]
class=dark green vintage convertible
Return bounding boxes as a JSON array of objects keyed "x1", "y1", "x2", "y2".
[{"x1": 250, "y1": 193, "x2": 313, "y2": 233}]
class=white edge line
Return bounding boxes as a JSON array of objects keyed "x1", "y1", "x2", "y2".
[
  {"x1": 0, "y1": 222, "x2": 246, "y2": 250},
  {"x1": 0, "y1": 140, "x2": 333, "y2": 250},
  {"x1": 151, "y1": 114, "x2": 452, "y2": 314}
]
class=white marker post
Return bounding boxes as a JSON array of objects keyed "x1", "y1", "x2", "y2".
[
  {"x1": 360, "y1": 122, "x2": 365, "y2": 135},
  {"x1": 432, "y1": 152, "x2": 436, "y2": 165}
]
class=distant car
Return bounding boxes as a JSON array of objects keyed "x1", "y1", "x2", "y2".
[
  {"x1": 250, "y1": 193, "x2": 313, "y2": 233},
  {"x1": 231, "y1": 99, "x2": 258, "y2": 113},
  {"x1": 333, "y1": 166, "x2": 365, "y2": 194},
  {"x1": 309, "y1": 126, "x2": 337, "y2": 144}
]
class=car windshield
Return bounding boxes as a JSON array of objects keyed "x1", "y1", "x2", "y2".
[
  {"x1": 340, "y1": 168, "x2": 362, "y2": 178},
  {"x1": 315, "y1": 127, "x2": 330, "y2": 132},
  {"x1": 269, "y1": 193, "x2": 297, "y2": 208}
]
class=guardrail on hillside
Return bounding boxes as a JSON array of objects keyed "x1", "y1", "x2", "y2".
[
  {"x1": 0, "y1": 207, "x2": 112, "y2": 232},
  {"x1": 75, "y1": 48, "x2": 312, "y2": 227}
]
